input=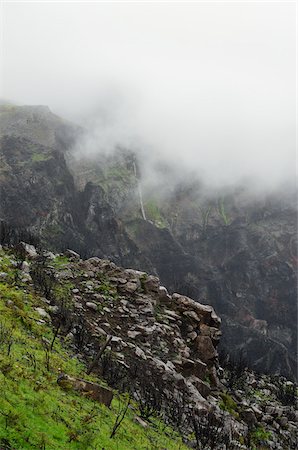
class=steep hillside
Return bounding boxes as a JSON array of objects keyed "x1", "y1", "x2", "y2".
[
  {"x1": 0, "y1": 243, "x2": 297, "y2": 449},
  {"x1": 0, "y1": 104, "x2": 296, "y2": 381},
  {"x1": 0, "y1": 245, "x2": 188, "y2": 449}
]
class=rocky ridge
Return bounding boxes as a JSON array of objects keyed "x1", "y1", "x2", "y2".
[{"x1": 9, "y1": 242, "x2": 297, "y2": 449}]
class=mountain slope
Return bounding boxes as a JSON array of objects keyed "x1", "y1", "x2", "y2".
[{"x1": 0, "y1": 103, "x2": 296, "y2": 380}]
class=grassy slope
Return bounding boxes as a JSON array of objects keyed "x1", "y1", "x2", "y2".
[{"x1": 0, "y1": 249, "x2": 188, "y2": 450}]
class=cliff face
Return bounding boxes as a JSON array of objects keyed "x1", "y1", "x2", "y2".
[{"x1": 0, "y1": 104, "x2": 296, "y2": 380}]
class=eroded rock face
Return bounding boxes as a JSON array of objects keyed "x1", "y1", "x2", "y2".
[
  {"x1": 31, "y1": 251, "x2": 222, "y2": 414},
  {"x1": 75, "y1": 257, "x2": 221, "y2": 393}
]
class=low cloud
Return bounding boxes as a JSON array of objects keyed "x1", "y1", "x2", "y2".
[{"x1": 2, "y1": 2, "x2": 296, "y2": 191}]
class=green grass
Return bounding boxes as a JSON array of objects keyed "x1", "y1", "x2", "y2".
[
  {"x1": 51, "y1": 255, "x2": 70, "y2": 268},
  {"x1": 0, "y1": 250, "x2": 188, "y2": 450},
  {"x1": 144, "y1": 199, "x2": 168, "y2": 228},
  {"x1": 218, "y1": 392, "x2": 239, "y2": 418},
  {"x1": 250, "y1": 426, "x2": 272, "y2": 449},
  {"x1": 31, "y1": 153, "x2": 52, "y2": 163}
]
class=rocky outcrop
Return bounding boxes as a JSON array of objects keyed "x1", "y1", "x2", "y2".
[
  {"x1": 52, "y1": 255, "x2": 222, "y2": 402},
  {"x1": 2, "y1": 244, "x2": 297, "y2": 449}
]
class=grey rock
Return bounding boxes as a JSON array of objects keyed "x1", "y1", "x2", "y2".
[
  {"x1": 278, "y1": 416, "x2": 288, "y2": 427},
  {"x1": 86, "y1": 302, "x2": 98, "y2": 311},
  {"x1": 240, "y1": 408, "x2": 257, "y2": 426},
  {"x1": 64, "y1": 249, "x2": 80, "y2": 259},
  {"x1": 18, "y1": 242, "x2": 38, "y2": 259},
  {"x1": 35, "y1": 307, "x2": 50, "y2": 320},
  {"x1": 127, "y1": 330, "x2": 141, "y2": 339},
  {"x1": 21, "y1": 261, "x2": 30, "y2": 273}
]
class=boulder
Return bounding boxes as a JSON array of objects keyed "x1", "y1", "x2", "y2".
[
  {"x1": 179, "y1": 358, "x2": 207, "y2": 379},
  {"x1": 57, "y1": 374, "x2": 113, "y2": 407},
  {"x1": 64, "y1": 249, "x2": 80, "y2": 259},
  {"x1": 21, "y1": 261, "x2": 30, "y2": 273},
  {"x1": 142, "y1": 275, "x2": 160, "y2": 293},
  {"x1": 35, "y1": 307, "x2": 50, "y2": 320},
  {"x1": 199, "y1": 324, "x2": 222, "y2": 343},
  {"x1": 195, "y1": 335, "x2": 217, "y2": 363},
  {"x1": 17, "y1": 242, "x2": 38, "y2": 259},
  {"x1": 86, "y1": 302, "x2": 98, "y2": 311},
  {"x1": 123, "y1": 282, "x2": 138, "y2": 294},
  {"x1": 189, "y1": 376, "x2": 211, "y2": 398},
  {"x1": 240, "y1": 408, "x2": 257, "y2": 427}
]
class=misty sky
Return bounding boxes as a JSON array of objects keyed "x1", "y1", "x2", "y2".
[{"x1": 0, "y1": 1, "x2": 296, "y2": 188}]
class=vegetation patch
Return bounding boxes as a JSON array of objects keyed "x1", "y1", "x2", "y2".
[
  {"x1": 31, "y1": 152, "x2": 52, "y2": 163},
  {"x1": 218, "y1": 392, "x2": 239, "y2": 418},
  {"x1": 250, "y1": 426, "x2": 271, "y2": 449},
  {"x1": 144, "y1": 199, "x2": 168, "y2": 228}
]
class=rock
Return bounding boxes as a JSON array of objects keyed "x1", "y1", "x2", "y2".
[
  {"x1": 199, "y1": 324, "x2": 222, "y2": 343},
  {"x1": 195, "y1": 335, "x2": 217, "y2": 363},
  {"x1": 86, "y1": 302, "x2": 98, "y2": 311},
  {"x1": 64, "y1": 249, "x2": 80, "y2": 259},
  {"x1": 74, "y1": 302, "x2": 83, "y2": 310},
  {"x1": 111, "y1": 336, "x2": 122, "y2": 343},
  {"x1": 180, "y1": 358, "x2": 207, "y2": 379},
  {"x1": 189, "y1": 376, "x2": 211, "y2": 398},
  {"x1": 94, "y1": 327, "x2": 107, "y2": 336},
  {"x1": 183, "y1": 310, "x2": 200, "y2": 322},
  {"x1": 122, "y1": 282, "x2": 138, "y2": 294},
  {"x1": 92, "y1": 293, "x2": 104, "y2": 301},
  {"x1": 17, "y1": 242, "x2": 38, "y2": 259},
  {"x1": 164, "y1": 309, "x2": 181, "y2": 320},
  {"x1": 172, "y1": 294, "x2": 221, "y2": 327},
  {"x1": 35, "y1": 307, "x2": 50, "y2": 320},
  {"x1": 57, "y1": 374, "x2": 113, "y2": 407},
  {"x1": 21, "y1": 261, "x2": 30, "y2": 273},
  {"x1": 279, "y1": 416, "x2": 288, "y2": 427},
  {"x1": 43, "y1": 251, "x2": 56, "y2": 260},
  {"x1": 262, "y1": 414, "x2": 274, "y2": 424},
  {"x1": 142, "y1": 275, "x2": 159, "y2": 292},
  {"x1": 127, "y1": 330, "x2": 141, "y2": 339},
  {"x1": 158, "y1": 286, "x2": 170, "y2": 300},
  {"x1": 85, "y1": 257, "x2": 101, "y2": 266},
  {"x1": 251, "y1": 405, "x2": 263, "y2": 419},
  {"x1": 65, "y1": 332, "x2": 74, "y2": 342},
  {"x1": 187, "y1": 331, "x2": 198, "y2": 340},
  {"x1": 21, "y1": 274, "x2": 32, "y2": 283},
  {"x1": 266, "y1": 405, "x2": 283, "y2": 417},
  {"x1": 240, "y1": 408, "x2": 257, "y2": 427},
  {"x1": 135, "y1": 346, "x2": 147, "y2": 359},
  {"x1": 134, "y1": 416, "x2": 148, "y2": 428},
  {"x1": 57, "y1": 269, "x2": 73, "y2": 279}
]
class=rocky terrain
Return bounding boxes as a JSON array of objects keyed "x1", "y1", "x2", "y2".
[
  {"x1": 0, "y1": 103, "x2": 297, "y2": 382},
  {"x1": 0, "y1": 241, "x2": 297, "y2": 449}
]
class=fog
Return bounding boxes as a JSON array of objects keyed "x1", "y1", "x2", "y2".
[{"x1": 1, "y1": 1, "x2": 296, "y2": 190}]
